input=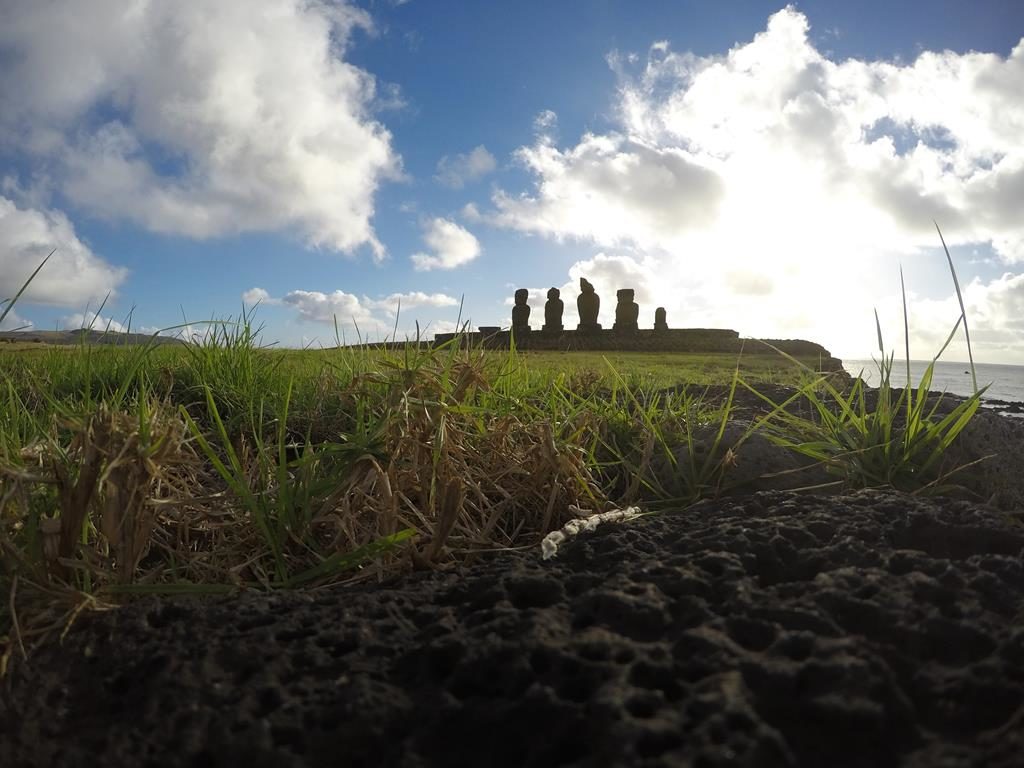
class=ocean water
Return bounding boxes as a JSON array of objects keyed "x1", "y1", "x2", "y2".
[{"x1": 842, "y1": 359, "x2": 1024, "y2": 404}]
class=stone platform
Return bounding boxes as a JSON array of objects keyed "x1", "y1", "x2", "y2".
[{"x1": 433, "y1": 327, "x2": 844, "y2": 372}]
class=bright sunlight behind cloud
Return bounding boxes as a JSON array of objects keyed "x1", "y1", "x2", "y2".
[{"x1": 491, "y1": 7, "x2": 1024, "y2": 360}]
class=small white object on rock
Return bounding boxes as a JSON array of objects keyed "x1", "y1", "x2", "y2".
[{"x1": 541, "y1": 507, "x2": 642, "y2": 560}]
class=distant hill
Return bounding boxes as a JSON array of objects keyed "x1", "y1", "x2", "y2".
[{"x1": 0, "y1": 329, "x2": 186, "y2": 347}]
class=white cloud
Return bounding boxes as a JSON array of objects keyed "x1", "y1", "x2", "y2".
[
  {"x1": 0, "y1": 0, "x2": 399, "y2": 257},
  {"x1": 411, "y1": 217, "x2": 481, "y2": 271},
  {"x1": 277, "y1": 287, "x2": 458, "y2": 326},
  {"x1": 489, "y1": 7, "x2": 1024, "y2": 359},
  {"x1": 2, "y1": 174, "x2": 50, "y2": 210},
  {"x1": 435, "y1": 145, "x2": 497, "y2": 188},
  {"x1": 424, "y1": 319, "x2": 464, "y2": 338},
  {"x1": 0, "y1": 196, "x2": 127, "y2": 306},
  {"x1": 0, "y1": 308, "x2": 32, "y2": 331},
  {"x1": 367, "y1": 292, "x2": 460, "y2": 314},
  {"x1": 242, "y1": 287, "x2": 271, "y2": 306},
  {"x1": 877, "y1": 271, "x2": 1024, "y2": 363},
  {"x1": 533, "y1": 110, "x2": 559, "y2": 140},
  {"x1": 725, "y1": 270, "x2": 775, "y2": 296},
  {"x1": 502, "y1": 287, "x2": 549, "y2": 307},
  {"x1": 242, "y1": 287, "x2": 282, "y2": 306},
  {"x1": 275, "y1": 286, "x2": 462, "y2": 345},
  {"x1": 63, "y1": 311, "x2": 128, "y2": 334},
  {"x1": 162, "y1": 323, "x2": 215, "y2": 344},
  {"x1": 282, "y1": 290, "x2": 378, "y2": 326},
  {"x1": 492, "y1": 135, "x2": 724, "y2": 247}
]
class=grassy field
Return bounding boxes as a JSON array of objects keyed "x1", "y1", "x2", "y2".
[
  {"x1": 0, "y1": 319, "x2": 986, "y2": 673},
  {"x1": 0, "y1": 342, "x2": 827, "y2": 384},
  {"x1": 491, "y1": 349, "x2": 829, "y2": 388}
]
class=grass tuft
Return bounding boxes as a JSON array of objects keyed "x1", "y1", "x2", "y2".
[{"x1": 752, "y1": 229, "x2": 986, "y2": 493}]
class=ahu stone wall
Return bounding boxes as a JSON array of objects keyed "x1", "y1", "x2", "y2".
[{"x1": 432, "y1": 327, "x2": 843, "y2": 372}]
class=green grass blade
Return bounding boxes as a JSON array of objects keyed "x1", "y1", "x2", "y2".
[
  {"x1": 285, "y1": 529, "x2": 416, "y2": 587},
  {"x1": 935, "y1": 222, "x2": 977, "y2": 393},
  {"x1": 0, "y1": 248, "x2": 55, "y2": 327},
  {"x1": 899, "y1": 266, "x2": 911, "y2": 425}
]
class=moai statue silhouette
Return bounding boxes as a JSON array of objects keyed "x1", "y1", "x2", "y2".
[
  {"x1": 511, "y1": 288, "x2": 531, "y2": 332},
  {"x1": 577, "y1": 278, "x2": 601, "y2": 331},
  {"x1": 654, "y1": 306, "x2": 668, "y2": 331},
  {"x1": 613, "y1": 289, "x2": 639, "y2": 332},
  {"x1": 543, "y1": 287, "x2": 564, "y2": 332}
]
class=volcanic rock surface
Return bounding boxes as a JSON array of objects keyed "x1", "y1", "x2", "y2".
[{"x1": 3, "y1": 490, "x2": 1024, "y2": 767}]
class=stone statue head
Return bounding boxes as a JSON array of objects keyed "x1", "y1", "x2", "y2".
[
  {"x1": 514, "y1": 288, "x2": 528, "y2": 305},
  {"x1": 547, "y1": 287, "x2": 560, "y2": 301},
  {"x1": 580, "y1": 278, "x2": 594, "y2": 294},
  {"x1": 617, "y1": 288, "x2": 635, "y2": 301}
]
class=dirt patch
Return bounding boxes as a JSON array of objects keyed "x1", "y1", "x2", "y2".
[{"x1": 3, "y1": 490, "x2": 1023, "y2": 767}]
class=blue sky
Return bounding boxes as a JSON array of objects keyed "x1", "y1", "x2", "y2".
[{"x1": 2, "y1": 0, "x2": 1023, "y2": 361}]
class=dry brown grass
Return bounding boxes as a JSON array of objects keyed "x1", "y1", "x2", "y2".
[
  {"x1": 319, "y1": 353, "x2": 606, "y2": 577},
  {"x1": 1, "y1": 348, "x2": 613, "y2": 673}
]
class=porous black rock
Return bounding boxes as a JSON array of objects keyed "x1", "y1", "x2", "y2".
[{"x1": 3, "y1": 490, "x2": 1023, "y2": 767}]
